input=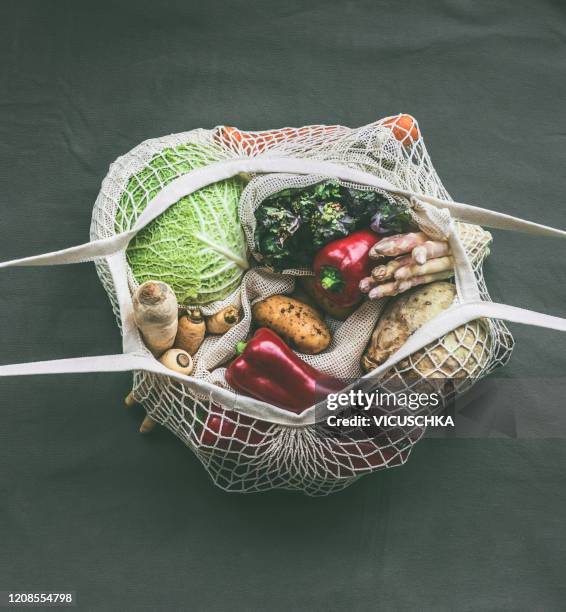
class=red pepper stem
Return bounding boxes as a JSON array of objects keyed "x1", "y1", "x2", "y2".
[
  {"x1": 235, "y1": 341, "x2": 248, "y2": 355},
  {"x1": 319, "y1": 266, "x2": 345, "y2": 293}
]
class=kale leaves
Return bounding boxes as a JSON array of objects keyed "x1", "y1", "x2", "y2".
[{"x1": 254, "y1": 181, "x2": 413, "y2": 269}]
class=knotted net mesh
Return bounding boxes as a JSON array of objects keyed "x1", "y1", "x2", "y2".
[{"x1": 90, "y1": 116, "x2": 514, "y2": 495}]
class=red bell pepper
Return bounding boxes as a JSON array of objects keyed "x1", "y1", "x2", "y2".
[
  {"x1": 200, "y1": 405, "x2": 269, "y2": 449},
  {"x1": 312, "y1": 229, "x2": 381, "y2": 308},
  {"x1": 225, "y1": 328, "x2": 343, "y2": 414}
]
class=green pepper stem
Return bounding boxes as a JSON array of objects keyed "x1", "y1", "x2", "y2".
[
  {"x1": 236, "y1": 341, "x2": 248, "y2": 355},
  {"x1": 319, "y1": 266, "x2": 345, "y2": 293}
]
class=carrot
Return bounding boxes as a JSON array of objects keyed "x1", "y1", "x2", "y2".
[
  {"x1": 214, "y1": 125, "x2": 341, "y2": 155},
  {"x1": 382, "y1": 114, "x2": 420, "y2": 145}
]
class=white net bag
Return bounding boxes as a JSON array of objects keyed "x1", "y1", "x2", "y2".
[
  {"x1": 89, "y1": 116, "x2": 514, "y2": 496},
  {"x1": 2, "y1": 115, "x2": 565, "y2": 496}
]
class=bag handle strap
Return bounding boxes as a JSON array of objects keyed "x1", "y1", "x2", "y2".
[
  {"x1": 417, "y1": 194, "x2": 566, "y2": 239},
  {"x1": 2, "y1": 157, "x2": 564, "y2": 272},
  {"x1": 1, "y1": 156, "x2": 565, "y2": 426},
  {"x1": 1, "y1": 300, "x2": 566, "y2": 426},
  {"x1": 0, "y1": 158, "x2": 398, "y2": 270}
]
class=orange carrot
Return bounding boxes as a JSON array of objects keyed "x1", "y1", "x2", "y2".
[
  {"x1": 382, "y1": 114, "x2": 420, "y2": 145},
  {"x1": 214, "y1": 125, "x2": 341, "y2": 155}
]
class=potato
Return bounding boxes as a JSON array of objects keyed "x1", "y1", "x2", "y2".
[
  {"x1": 252, "y1": 295, "x2": 331, "y2": 354},
  {"x1": 362, "y1": 282, "x2": 490, "y2": 385}
]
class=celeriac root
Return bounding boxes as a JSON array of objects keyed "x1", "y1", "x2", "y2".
[
  {"x1": 133, "y1": 281, "x2": 178, "y2": 357},
  {"x1": 412, "y1": 240, "x2": 451, "y2": 265},
  {"x1": 206, "y1": 306, "x2": 240, "y2": 334}
]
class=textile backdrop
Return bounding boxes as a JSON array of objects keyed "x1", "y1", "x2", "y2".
[{"x1": 1, "y1": 1, "x2": 565, "y2": 610}]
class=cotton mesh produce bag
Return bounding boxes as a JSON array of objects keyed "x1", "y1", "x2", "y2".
[{"x1": 1, "y1": 115, "x2": 566, "y2": 496}]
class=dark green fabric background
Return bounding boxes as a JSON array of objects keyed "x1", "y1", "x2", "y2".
[{"x1": 1, "y1": 1, "x2": 565, "y2": 610}]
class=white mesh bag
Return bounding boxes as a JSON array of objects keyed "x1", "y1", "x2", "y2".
[{"x1": 2, "y1": 115, "x2": 566, "y2": 496}]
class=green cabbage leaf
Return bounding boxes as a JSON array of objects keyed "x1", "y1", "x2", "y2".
[{"x1": 116, "y1": 143, "x2": 248, "y2": 305}]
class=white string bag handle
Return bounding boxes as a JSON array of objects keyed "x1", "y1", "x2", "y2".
[{"x1": 1, "y1": 156, "x2": 566, "y2": 427}]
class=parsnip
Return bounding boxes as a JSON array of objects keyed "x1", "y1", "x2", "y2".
[
  {"x1": 206, "y1": 306, "x2": 240, "y2": 334},
  {"x1": 124, "y1": 391, "x2": 137, "y2": 408},
  {"x1": 133, "y1": 281, "x2": 178, "y2": 357},
  {"x1": 159, "y1": 348, "x2": 194, "y2": 375},
  {"x1": 176, "y1": 309, "x2": 206, "y2": 354},
  {"x1": 139, "y1": 415, "x2": 157, "y2": 434}
]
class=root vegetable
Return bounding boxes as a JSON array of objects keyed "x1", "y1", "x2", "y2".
[
  {"x1": 369, "y1": 232, "x2": 428, "y2": 259},
  {"x1": 362, "y1": 282, "x2": 490, "y2": 389},
  {"x1": 412, "y1": 240, "x2": 451, "y2": 265},
  {"x1": 175, "y1": 309, "x2": 205, "y2": 354},
  {"x1": 383, "y1": 114, "x2": 420, "y2": 145},
  {"x1": 133, "y1": 281, "x2": 178, "y2": 357},
  {"x1": 139, "y1": 415, "x2": 157, "y2": 434},
  {"x1": 124, "y1": 392, "x2": 137, "y2": 408},
  {"x1": 252, "y1": 295, "x2": 331, "y2": 354},
  {"x1": 394, "y1": 256, "x2": 454, "y2": 281},
  {"x1": 159, "y1": 348, "x2": 194, "y2": 375},
  {"x1": 206, "y1": 306, "x2": 240, "y2": 334},
  {"x1": 362, "y1": 282, "x2": 457, "y2": 370}
]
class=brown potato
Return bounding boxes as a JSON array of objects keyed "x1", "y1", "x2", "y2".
[{"x1": 252, "y1": 295, "x2": 331, "y2": 355}]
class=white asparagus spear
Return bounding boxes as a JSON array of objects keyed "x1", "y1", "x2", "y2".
[
  {"x1": 394, "y1": 256, "x2": 454, "y2": 281},
  {"x1": 412, "y1": 240, "x2": 451, "y2": 265},
  {"x1": 369, "y1": 232, "x2": 429, "y2": 259}
]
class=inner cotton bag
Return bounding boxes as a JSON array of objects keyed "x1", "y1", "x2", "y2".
[{"x1": 2, "y1": 115, "x2": 566, "y2": 496}]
